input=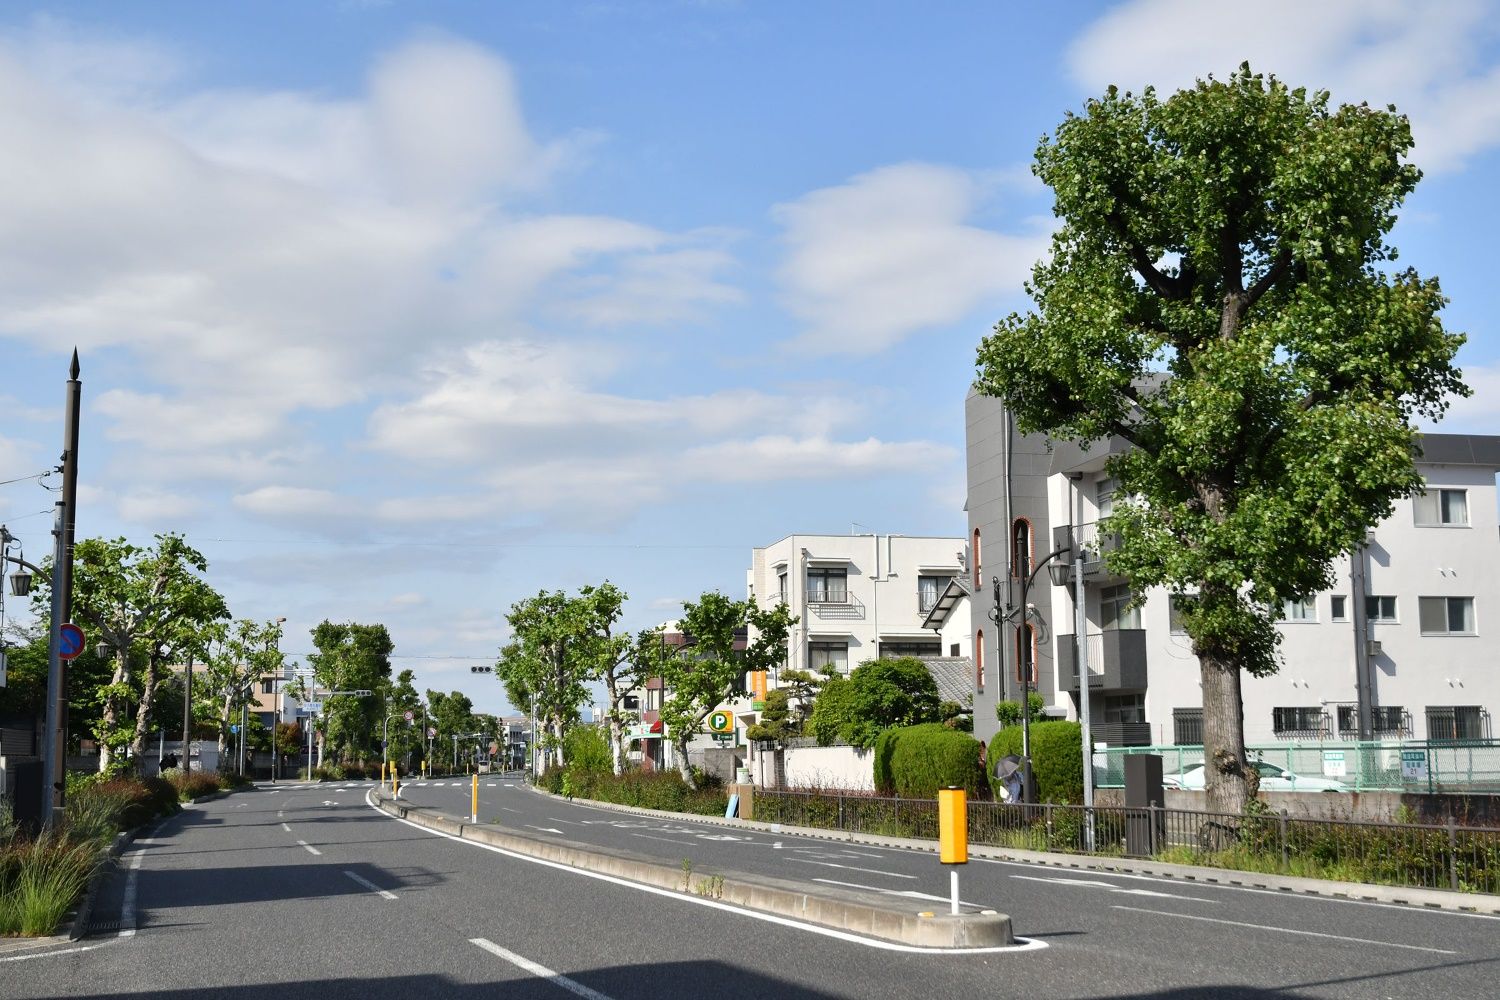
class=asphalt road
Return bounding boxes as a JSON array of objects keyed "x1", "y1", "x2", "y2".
[{"x1": 2, "y1": 781, "x2": 1495, "y2": 1000}]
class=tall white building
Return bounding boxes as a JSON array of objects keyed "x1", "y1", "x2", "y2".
[
  {"x1": 966, "y1": 389, "x2": 1500, "y2": 747},
  {"x1": 746, "y1": 533, "x2": 970, "y2": 679}
]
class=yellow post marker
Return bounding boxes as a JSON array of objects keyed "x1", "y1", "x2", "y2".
[
  {"x1": 471, "y1": 773, "x2": 479, "y2": 823},
  {"x1": 937, "y1": 787, "x2": 968, "y2": 915},
  {"x1": 380, "y1": 761, "x2": 387, "y2": 787}
]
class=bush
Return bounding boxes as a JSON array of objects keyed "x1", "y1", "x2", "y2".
[
  {"x1": 0, "y1": 832, "x2": 99, "y2": 936},
  {"x1": 538, "y1": 764, "x2": 566, "y2": 794},
  {"x1": 988, "y1": 722, "x2": 1083, "y2": 803},
  {"x1": 872, "y1": 728, "x2": 901, "y2": 794},
  {"x1": 551, "y1": 768, "x2": 728, "y2": 816},
  {"x1": 562, "y1": 725, "x2": 612, "y2": 778},
  {"x1": 995, "y1": 693, "x2": 1047, "y2": 727},
  {"x1": 887, "y1": 724, "x2": 987, "y2": 798},
  {"x1": 164, "y1": 770, "x2": 222, "y2": 802}
]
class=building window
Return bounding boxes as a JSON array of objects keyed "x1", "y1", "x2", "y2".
[
  {"x1": 1337, "y1": 704, "x2": 1409, "y2": 738},
  {"x1": 975, "y1": 630, "x2": 984, "y2": 691},
  {"x1": 918, "y1": 575, "x2": 951, "y2": 613},
  {"x1": 1101, "y1": 585, "x2": 1140, "y2": 631},
  {"x1": 1173, "y1": 708, "x2": 1203, "y2": 746},
  {"x1": 1015, "y1": 623, "x2": 1036, "y2": 685},
  {"x1": 950, "y1": 643, "x2": 960, "y2": 656},
  {"x1": 1419, "y1": 597, "x2": 1476, "y2": 635},
  {"x1": 1168, "y1": 596, "x2": 1190, "y2": 635},
  {"x1": 807, "y1": 567, "x2": 847, "y2": 604},
  {"x1": 1272, "y1": 706, "x2": 1331, "y2": 738},
  {"x1": 973, "y1": 529, "x2": 981, "y2": 586},
  {"x1": 809, "y1": 642, "x2": 848, "y2": 674},
  {"x1": 1096, "y1": 477, "x2": 1117, "y2": 519},
  {"x1": 1366, "y1": 595, "x2": 1398, "y2": 622},
  {"x1": 1330, "y1": 595, "x2": 1348, "y2": 622},
  {"x1": 261, "y1": 680, "x2": 275, "y2": 695},
  {"x1": 1011, "y1": 519, "x2": 1032, "y2": 577},
  {"x1": 777, "y1": 572, "x2": 787, "y2": 603},
  {"x1": 878, "y1": 640, "x2": 941, "y2": 658},
  {"x1": 1281, "y1": 598, "x2": 1317, "y2": 622},
  {"x1": 1414, "y1": 488, "x2": 1469, "y2": 526},
  {"x1": 1104, "y1": 694, "x2": 1146, "y2": 724},
  {"x1": 1427, "y1": 706, "x2": 1488, "y2": 742}
]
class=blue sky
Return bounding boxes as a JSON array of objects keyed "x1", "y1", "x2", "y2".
[{"x1": 1, "y1": 1, "x2": 1497, "y2": 715}]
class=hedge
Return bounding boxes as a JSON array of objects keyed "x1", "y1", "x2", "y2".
[
  {"x1": 988, "y1": 721, "x2": 1083, "y2": 803},
  {"x1": 884, "y1": 724, "x2": 987, "y2": 798}
]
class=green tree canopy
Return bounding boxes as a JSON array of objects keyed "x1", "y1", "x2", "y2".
[
  {"x1": 976, "y1": 66, "x2": 1466, "y2": 813},
  {"x1": 308, "y1": 621, "x2": 393, "y2": 763},
  {"x1": 807, "y1": 657, "x2": 942, "y2": 749}
]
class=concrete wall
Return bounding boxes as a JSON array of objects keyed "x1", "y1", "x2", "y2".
[{"x1": 781, "y1": 744, "x2": 874, "y2": 791}]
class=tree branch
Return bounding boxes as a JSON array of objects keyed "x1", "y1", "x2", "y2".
[
  {"x1": 1243, "y1": 249, "x2": 1295, "y2": 312},
  {"x1": 1106, "y1": 209, "x2": 1194, "y2": 300}
]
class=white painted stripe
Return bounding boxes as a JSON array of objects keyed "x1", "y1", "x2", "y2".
[
  {"x1": 811, "y1": 877, "x2": 986, "y2": 908},
  {"x1": 281, "y1": 822, "x2": 291, "y2": 832},
  {"x1": 298, "y1": 840, "x2": 322, "y2": 856},
  {"x1": 367, "y1": 790, "x2": 1045, "y2": 955},
  {"x1": 786, "y1": 859, "x2": 917, "y2": 879},
  {"x1": 0, "y1": 941, "x2": 117, "y2": 963},
  {"x1": 343, "y1": 870, "x2": 397, "y2": 900},
  {"x1": 629, "y1": 832, "x2": 696, "y2": 846},
  {"x1": 470, "y1": 938, "x2": 617, "y2": 1000},
  {"x1": 118, "y1": 846, "x2": 146, "y2": 938},
  {"x1": 1110, "y1": 905, "x2": 1459, "y2": 954}
]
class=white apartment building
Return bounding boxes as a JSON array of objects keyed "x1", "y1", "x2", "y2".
[
  {"x1": 746, "y1": 533, "x2": 971, "y2": 680},
  {"x1": 967, "y1": 388, "x2": 1500, "y2": 747}
]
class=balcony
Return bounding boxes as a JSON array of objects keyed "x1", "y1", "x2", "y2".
[
  {"x1": 808, "y1": 591, "x2": 866, "y2": 622},
  {"x1": 1093, "y1": 722, "x2": 1153, "y2": 747},
  {"x1": 1060, "y1": 629, "x2": 1148, "y2": 692},
  {"x1": 1051, "y1": 522, "x2": 1125, "y2": 584}
]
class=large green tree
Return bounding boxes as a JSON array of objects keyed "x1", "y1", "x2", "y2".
[
  {"x1": 658, "y1": 591, "x2": 795, "y2": 788},
  {"x1": 427, "y1": 689, "x2": 476, "y2": 772},
  {"x1": 308, "y1": 621, "x2": 393, "y2": 763},
  {"x1": 976, "y1": 67, "x2": 1466, "y2": 814},
  {"x1": 807, "y1": 657, "x2": 942, "y2": 749},
  {"x1": 496, "y1": 589, "x2": 600, "y2": 771}
]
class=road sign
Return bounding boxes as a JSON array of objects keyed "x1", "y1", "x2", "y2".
[
  {"x1": 303, "y1": 701, "x2": 323, "y2": 715},
  {"x1": 707, "y1": 710, "x2": 734, "y2": 734},
  {"x1": 428, "y1": 727, "x2": 437, "y2": 738},
  {"x1": 58, "y1": 623, "x2": 85, "y2": 661},
  {"x1": 404, "y1": 710, "x2": 414, "y2": 722},
  {"x1": 230, "y1": 724, "x2": 240, "y2": 734}
]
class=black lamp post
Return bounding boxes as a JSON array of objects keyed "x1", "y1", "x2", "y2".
[{"x1": 990, "y1": 544, "x2": 1072, "y2": 803}]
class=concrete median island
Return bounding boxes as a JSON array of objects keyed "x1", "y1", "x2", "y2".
[{"x1": 370, "y1": 788, "x2": 1014, "y2": 950}]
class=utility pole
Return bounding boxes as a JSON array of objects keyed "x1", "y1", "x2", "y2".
[
  {"x1": 181, "y1": 654, "x2": 193, "y2": 771},
  {"x1": 42, "y1": 351, "x2": 81, "y2": 829}
]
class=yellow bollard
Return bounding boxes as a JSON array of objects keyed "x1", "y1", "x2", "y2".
[
  {"x1": 393, "y1": 771, "x2": 399, "y2": 798},
  {"x1": 471, "y1": 773, "x2": 479, "y2": 823},
  {"x1": 938, "y1": 787, "x2": 968, "y2": 915}
]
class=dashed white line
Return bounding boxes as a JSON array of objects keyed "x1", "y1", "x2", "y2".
[
  {"x1": 343, "y1": 870, "x2": 397, "y2": 900},
  {"x1": 471, "y1": 938, "x2": 616, "y2": 999},
  {"x1": 297, "y1": 840, "x2": 322, "y2": 855},
  {"x1": 281, "y1": 822, "x2": 292, "y2": 832},
  {"x1": 786, "y1": 859, "x2": 917, "y2": 879}
]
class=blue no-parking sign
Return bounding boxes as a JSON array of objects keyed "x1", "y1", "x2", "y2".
[{"x1": 58, "y1": 623, "x2": 85, "y2": 660}]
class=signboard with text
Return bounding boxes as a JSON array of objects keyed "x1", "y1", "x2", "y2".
[{"x1": 1401, "y1": 749, "x2": 1429, "y2": 781}]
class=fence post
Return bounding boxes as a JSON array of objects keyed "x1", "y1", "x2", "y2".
[
  {"x1": 1149, "y1": 803, "x2": 1161, "y2": 856},
  {"x1": 838, "y1": 793, "x2": 845, "y2": 831},
  {"x1": 1044, "y1": 802, "x2": 1053, "y2": 851},
  {"x1": 1279, "y1": 809, "x2": 1289, "y2": 872},
  {"x1": 1447, "y1": 816, "x2": 1460, "y2": 892}
]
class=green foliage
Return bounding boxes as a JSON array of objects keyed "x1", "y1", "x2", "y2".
[
  {"x1": 555, "y1": 768, "x2": 728, "y2": 816},
  {"x1": 809, "y1": 657, "x2": 941, "y2": 749},
  {"x1": 995, "y1": 693, "x2": 1048, "y2": 727},
  {"x1": 975, "y1": 66, "x2": 1466, "y2": 811},
  {"x1": 498, "y1": 588, "x2": 612, "y2": 769},
  {"x1": 872, "y1": 727, "x2": 901, "y2": 794},
  {"x1": 989, "y1": 722, "x2": 1083, "y2": 804},
  {"x1": 0, "y1": 832, "x2": 99, "y2": 936},
  {"x1": 562, "y1": 724, "x2": 612, "y2": 777},
  {"x1": 309, "y1": 621, "x2": 393, "y2": 762},
  {"x1": 886, "y1": 724, "x2": 987, "y2": 798},
  {"x1": 745, "y1": 688, "x2": 794, "y2": 744}
]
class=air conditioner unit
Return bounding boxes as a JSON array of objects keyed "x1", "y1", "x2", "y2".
[{"x1": 1365, "y1": 640, "x2": 1382, "y2": 657}]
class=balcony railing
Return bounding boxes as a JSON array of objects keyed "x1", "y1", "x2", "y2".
[
  {"x1": 1093, "y1": 721, "x2": 1153, "y2": 747},
  {"x1": 807, "y1": 588, "x2": 849, "y2": 605},
  {"x1": 1060, "y1": 629, "x2": 1148, "y2": 691}
]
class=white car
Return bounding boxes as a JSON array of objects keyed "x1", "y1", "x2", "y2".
[{"x1": 1165, "y1": 760, "x2": 1345, "y2": 793}]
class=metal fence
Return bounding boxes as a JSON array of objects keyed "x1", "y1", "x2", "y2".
[
  {"x1": 754, "y1": 789, "x2": 1500, "y2": 895},
  {"x1": 1096, "y1": 741, "x2": 1500, "y2": 793}
]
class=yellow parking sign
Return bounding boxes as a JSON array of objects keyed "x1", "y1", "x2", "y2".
[{"x1": 708, "y1": 710, "x2": 734, "y2": 734}]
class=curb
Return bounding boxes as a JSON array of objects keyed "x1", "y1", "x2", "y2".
[
  {"x1": 374, "y1": 789, "x2": 1014, "y2": 950},
  {"x1": 531, "y1": 786, "x2": 1500, "y2": 916},
  {"x1": 66, "y1": 828, "x2": 136, "y2": 942}
]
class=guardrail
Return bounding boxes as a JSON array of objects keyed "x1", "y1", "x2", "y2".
[
  {"x1": 754, "y1": 788, "x2": 1500, "y2": 895},
  {"x1": 1095, "y1": 741, "x2": 1500, "y2": 793}
]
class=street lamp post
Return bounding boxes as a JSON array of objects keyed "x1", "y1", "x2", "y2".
[
  {"x1": 268, "y1": 617, "x2": 287, "y2": 784},
  {"x1": 990, "y1": 543, "x2": 1072, "y2": 804}
]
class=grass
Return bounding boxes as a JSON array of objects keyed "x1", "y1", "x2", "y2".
[{"x1": 0, "y1": 832, "x2": 100, "y2": 936}]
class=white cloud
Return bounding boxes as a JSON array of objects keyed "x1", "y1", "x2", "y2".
[
  {"x1": 682, "y1": 435, "x2": 955, "y2": 482},
  {"x1": 1068, "y1": 0, "x2": 1500, "y2": 172},
  {"x1": 116, "y1": 488, "x2": 202, "y2": 525},
  {"x1": 233, "y1": 485, "x2": 344, "y2": 519},
  {"x1": 774, "y1": 163, "x2": 1049, "y2": 355},
  {"x1": 1420, "y1": 364, "x2": 1500, "y2": 433}
]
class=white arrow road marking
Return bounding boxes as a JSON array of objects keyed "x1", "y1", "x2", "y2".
[
  {"x1": 630, "y1": 832, "x2": 696, "y2": 846},
  {"x1": 343, "y1": 871, "x2": 397, "y2": 900},
  {"x1": 786, "y1": 859, "x2": 917, "y2": 879},
  {"x1": 471, "y1": 938, "x2": 617, "y2": 1000},
  {"x1": 1111, "y1": 906, "x2": 1458, "y2": 954},
  {"x1": 525, "y1": 825, "x2": 565, "y2": 835},
  {"x1": 1010, "y1": 874, "x2": 1216, "y2": 902},
  {"x1": 695, "y1": 834, "x2": 743, "y2": 842}
]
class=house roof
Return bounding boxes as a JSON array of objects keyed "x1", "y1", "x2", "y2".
[
  {"x1": 920, "y1": 576, "x2": 971, "y2": 631},
  {"x1": 919, "y1": 656, "x2": 974, "y2": 705}
]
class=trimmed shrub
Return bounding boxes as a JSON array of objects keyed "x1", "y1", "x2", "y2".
[
  {"x1": 562, "y1": 768, "x2": 727, "y2": 817},
  {"x1": 887, "y1": 724, "x2": 987, "y2": 798},
  {"x1": 872, "y1": 728, "x2": 901, "y2": 794},
  {"x1": 165, "y1": 770, "x2": 222, "y2": 802},
  {"x1": 988, "y1": 721, "x2": 1083, "y2": 803},
  {"x1": 562, "y1": 725, "x2": 611, "y2": 778}
]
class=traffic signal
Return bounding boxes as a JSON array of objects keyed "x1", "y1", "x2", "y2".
[{"x1": 471, "y1": 665, "x2": 494, "y2": 674}]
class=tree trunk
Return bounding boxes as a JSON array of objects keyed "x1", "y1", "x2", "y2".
[
  {"x1": 130, "y1": 652, "x2": 161, "y2": 770},
  {"x1": 1200, "y1": 650, "x2": 1258, "y2": 819},
  {"x1": 674, "y1": 735, "x2": 695, "y2": 788},
  {"x1": 97, "y1": 649, "x2": 131, "y2": 773}
]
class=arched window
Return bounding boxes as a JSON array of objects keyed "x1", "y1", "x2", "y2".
[
  {"x1": 1011, "y1": 518, "x2": 1033, "y2": 578},
  {"x1": 1015, "y1": 624, "x2": 1037, "y2": 686},
  {"x1": 975, "y1": 629, "x2": 984, "y2": 691},
  {"x1": 972, "y1": 529, "x2": 982, "y2": 586}
]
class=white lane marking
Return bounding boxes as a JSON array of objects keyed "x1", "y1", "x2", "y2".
[
  {"x1": 298, "y1": 840, "x2": 322, "y2": 856},
  {"x1": 526, "y1": 825, "x2": 566, "y2": 835},
  {"x1": 630, "y1": 833, "x2": 697, "y2": 846},
  {"x1": 281, "y1": 822, "x2": 292, "y2": 832},
  {"x1": 323, "y1": 800, "x2": 338, "y2": 806},
  {"x1": 499, "y1": 806, "x2": 521, "y2": 813},
  {"x1": 546, "y1": 817, "x2": 586, "y2": 826},
  {"x1": 118, "y1": 846, "x2": 147, "y2": 938},
  {"x1": 470, "y1": 938, "x2": 617, "y2": 1000},
  {"x1": 812, "y1": 878, "x2": 988, "y2": 908},
  {"x1": 486, "y1": 783, "x2": 497, "y2": 787},
  {"x1": 0, "y1": 941, "x2": 118, "y2": 963},
  {"x1": 268, "y1": 790, "x2": 281, "y2": 795},
  {"x1": 1010, "y1": 873, "x2": 1215, "y2": 903},
  {"x1": 1111, "y1": 906, "x2": 1459, "y2": 954},
  {"x1": 1011, "y1": 875, "x2": 1120, "y2": 888},
  {"x1": 696, "y1": 834, "x2": 743, "y2": 842},
  {"x1": 343, "y1": 870, "x2": 398, "y2": 900},
  {"x1": 786, "y1": 859, "x2": 917, "y2": 879},
  {"x1": 367, "y1": 792, "x2": 1042, "y2": 955}
]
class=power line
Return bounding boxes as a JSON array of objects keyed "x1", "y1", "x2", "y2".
[
  {"x1": 197, "y1": 538, "x2": 746, "y2": 550},
  {"x1": 0, "y1": 470, "x2": 52, "y2": 488}
]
